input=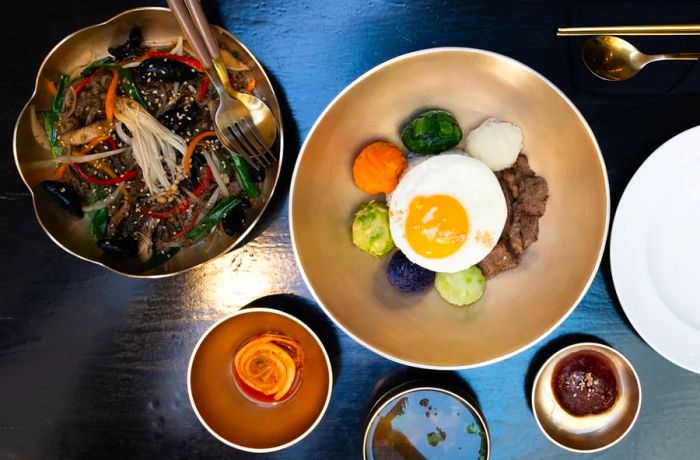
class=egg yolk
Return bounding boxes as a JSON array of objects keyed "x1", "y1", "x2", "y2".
[{"x1": 405, "y1": 194, "x2": 469, "y2": 258}]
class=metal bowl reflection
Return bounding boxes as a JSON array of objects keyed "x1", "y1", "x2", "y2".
[
  {"x1": 531, "y1": 342, "x2": 642, "y2": 453},
  {"x1": 363, "y1": 383, "x2": 490, "y2": 459},
  {"x1": 290, "y1": 48, "x2": 609, "y2": 368},
  {"x1": 13, "y1": 7, "x2": 282, "y2": 277}
]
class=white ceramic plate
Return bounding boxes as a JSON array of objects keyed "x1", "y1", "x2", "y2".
[{"x1": 611, "y1": 125, "x2": 700, "y2": 374}]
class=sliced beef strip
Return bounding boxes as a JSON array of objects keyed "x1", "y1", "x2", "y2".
[
  {"x1": 517, "y1": 175, "x2": 548, "y2": 216},
  {"x1": 506, "y1": 214, "x2": 524, "y2": 255},
  {"x1": 512, "y1": 153, "x2": 534, "y2": 177},
  {"x1": 496, "y1": 171, "x2": 514, "y2": 227},
  {"x1": 480, "y1": 154, "x2": 549, "y2": 278},
  {"x1": 520, "y1": 213, "x2": 540, "y2": 249},
  {"x1": 478, "y1": 241, "x2": 519, "y2": 279},
  {"x1": 501, "y1": 169, "x2": 520, "y2": 200}
]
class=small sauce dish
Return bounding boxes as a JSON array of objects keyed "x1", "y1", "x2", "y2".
[
  {"x1": 531, "y1": 342, "x2": 642, "y2": 453},
  {"x1": 188, "y1": 308, "x2": 332, "y2": 453}
]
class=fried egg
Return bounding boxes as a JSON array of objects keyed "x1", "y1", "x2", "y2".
[{"x1": 388, "y1": 154, "x2": 507, "y2": 273}]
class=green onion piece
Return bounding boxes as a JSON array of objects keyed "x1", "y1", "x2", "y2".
[
  {"x1": 80, "y1": 57, "x2": 116, "y2": 77},
  {"x1": 86, "y1": 185, "x2": 109, "y2": 238},
  {"x1": 186, "y1": 196, "x2": 243, "y2": 241},
  {"x1": 52, "y1": 75, "x2": 69, "y2": 113},
  {"x1": 230, "y1": 154, "x2": 260, "y2": 198},
  {"x1": 89, "y1": 208, "x2": 109, "y2": 238},
  {"x1": 41, "y1": 111, "x2": 63, "y2": 158},
  {"x1": 118, "y1": 68, "x2": 146, "y2": 107}
]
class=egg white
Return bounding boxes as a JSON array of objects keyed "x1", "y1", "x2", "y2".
[{"x1": 388, "y1": 154, "x2": 507, "y2": 273}]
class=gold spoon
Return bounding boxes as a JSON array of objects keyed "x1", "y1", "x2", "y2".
[{"x1": 582, "y1": 35, "x2": 700, "y2": 81}]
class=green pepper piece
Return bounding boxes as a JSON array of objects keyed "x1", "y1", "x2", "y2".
[
  {"x1": 186, "y1": 196, "x2": 243, "y2": 241},
  {"x1": 80, "y1": 57, "x2": 117, "y2": 77},
  {"x1": 118, "y1": 68, "x2": 147, "y2": 107},
  {"x1": 230, "y1": 154, "x2": 260, "y2": 198}
]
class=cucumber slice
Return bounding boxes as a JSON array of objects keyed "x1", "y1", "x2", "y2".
[{"x1": 435, "y1": 265, "x2": 485, "y2": 306}]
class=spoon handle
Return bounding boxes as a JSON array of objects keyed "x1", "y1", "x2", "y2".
[
  {"x1": 656, "y1": 53, "x2": 700, "y2": 61},
  {"x1": 559, "y1": 24, "x2": 700, "y2": 36}
]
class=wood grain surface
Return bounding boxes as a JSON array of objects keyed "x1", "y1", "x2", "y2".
[{"x1": 1, "y1": 0, "x2": 699, "y2": 459}]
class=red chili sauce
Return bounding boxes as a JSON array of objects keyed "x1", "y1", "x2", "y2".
[{"x1": 552, "y1": 351, "x2": 618, "y2": 416}]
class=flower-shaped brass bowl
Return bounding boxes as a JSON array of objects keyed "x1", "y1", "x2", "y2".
[
  {"x1": 13, "y1": 7, "x2": 282, "y2": 277},
  {"x1": 290, "y1": 48, "x2": 609, "y2": 368}
]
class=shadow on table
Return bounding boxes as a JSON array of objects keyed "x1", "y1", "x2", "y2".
[
  {"x1": 245, "y1": 294, "x2": 342, "y2": 386},
  {"x1": 523, "y1": 333, "x2": 610, "y2": 413},
  {"x1": 599, "y1": 242, "x2": 639, "y2": 339}
]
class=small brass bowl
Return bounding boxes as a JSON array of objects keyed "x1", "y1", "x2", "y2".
[
  {"x1": 188, "y1": 308, "x2": 332, "y2": 453},
  {"x1": 290, "y1": 48, "x2": 609, "y2": 368},
  {"x1": 362, "y1": 383, "x2": 490, "y2": 459},
  {"x1": 13, "y1": 7, "x2": 283, "y2": 277},
  {"x1": 531, "y1": 342, "x2": 642, "y2": 453}
]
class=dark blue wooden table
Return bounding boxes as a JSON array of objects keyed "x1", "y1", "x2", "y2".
[{"x1": 1, "y1": 1, "x2": 700, "y2": 458}]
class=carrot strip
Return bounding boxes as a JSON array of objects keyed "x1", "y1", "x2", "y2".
[
  {"x1": 54, "y1": 163, "x2": 69, "y2": 180},
  {"x1": 183, "y1": 130, "x2": 216, "y2": 178},
  {"x1": 105, "y1": 69, "x2": 119, "y2": 123},
  {"x1": 46, "y1": 78, "x2": 58, "y2": 96},
  {"x1": 233, "y1": 332, "x2": 304, "y2": 401},
  {"x1": 245, "y1": 77, "x2": 256, "y2": 93},
  {"x1": 75, "y1": 135, "x2": 111, "y2": 157}
]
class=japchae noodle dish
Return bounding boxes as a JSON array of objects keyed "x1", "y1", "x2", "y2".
[{"x1": 32, "y1": 27, "x2": 265, "y2": 267}]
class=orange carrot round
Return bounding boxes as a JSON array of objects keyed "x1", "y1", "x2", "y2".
[{"x1": 352, "y1": 141, "x2": 407, "y2": 194}]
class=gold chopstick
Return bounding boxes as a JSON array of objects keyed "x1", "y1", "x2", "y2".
[{"x1": 558, "y1": 24, "x2": 700, "y2": 36}]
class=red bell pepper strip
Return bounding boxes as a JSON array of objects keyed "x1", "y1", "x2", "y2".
[
  {"x1": 143, "y1": 199, "x2": 190, "y2": 219},
  {"x1": 72, "y1": 163, "x2": 137, "y2": 185},
  {"x1": 107, "y1": 136, "x2": 118, "y2": 151},
  {"x1": 74, "y1": 76, "x2": 92, "y2": 95},
  {"x1": 145, "y1": 50, "x2": 204, "y2": 72},
  {"x1": 197, "y1": 76, "x2": 210, "y2": 102},
  {"x1": 193, "y1": 165, "x2": 212, "y2": 196}
]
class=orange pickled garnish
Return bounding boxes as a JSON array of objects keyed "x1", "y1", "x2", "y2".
[
  {"x1": 352, "y1": 141, "x2": 407, "y2": 194},
  {"x1": 233, "y1": 332, "x2": 305, "y2": 401}
]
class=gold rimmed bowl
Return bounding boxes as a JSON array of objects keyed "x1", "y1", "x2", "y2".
[
  {"x1": 13, "y1": 7, "x2": 283, "y2": 277},
  {"x1": 188, "y1": 307, "x2": 332, "y2": 452},
  {"x1": 290, "y1": 48, "x2": 609, "y2": 368}
]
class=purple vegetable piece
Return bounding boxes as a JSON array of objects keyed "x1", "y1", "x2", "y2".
[{"x1": 386, "y1": 251, "x2": 435, "y2": 293}]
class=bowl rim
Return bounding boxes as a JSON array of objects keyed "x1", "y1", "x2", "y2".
[
  {"x1": 12, "y1": 6, "x2": 284, "y2": 278},
  {"x1": 361, "y1": 383, "x2": 491, "y2": 459},
  {"x1": 530, "y1": 342, "x2": 643, "y2": 453},
  {"x1": 186, "y1": 307, "x2": 334, "y2": 453},
  {"x1": 289, "y1": 46, "x2": 611, "y2": 370}
]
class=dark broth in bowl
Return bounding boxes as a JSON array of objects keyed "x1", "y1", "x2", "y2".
[{"x1": 366, "y1": 389, "x2": 487, "y2": 460}]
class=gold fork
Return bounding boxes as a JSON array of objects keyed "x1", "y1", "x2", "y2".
[{"x1": 168, "y1": 0, "x2": 277, "y2": 169}]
